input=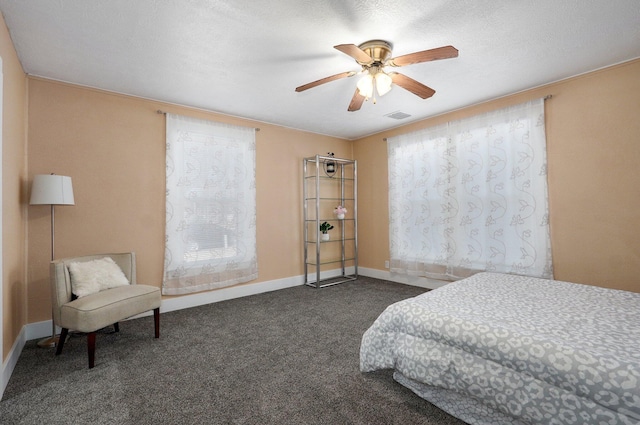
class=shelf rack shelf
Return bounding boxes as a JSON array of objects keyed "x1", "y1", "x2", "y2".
[{"x1": 303, "y1": 155, "x2": 358, "y2": 288}]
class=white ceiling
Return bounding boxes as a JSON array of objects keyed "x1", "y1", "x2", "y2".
[{"x1": 1, "y1": 1, "x2": 639, "y2": 139}]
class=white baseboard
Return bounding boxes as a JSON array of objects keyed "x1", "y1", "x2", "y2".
[
  {"x1": 1, "y1": 326, "x2": 26, "y2": 400},
  {"x1": 303, "y1": 266, "x2": 356, "y2": 284},
  {"x1": 358, "y1": 266, "x2": 448, "y2": 290},
  {"x1": 23, "y1": 270, "x2": 341, "y2": 339},
  {"x1": 21, "y1": 268, "x2": 444, "y2": 341},
  {"x1": 160, "y1": 273, "x2": 305, "y2": 313},
  {"x1": 25, "y1": 320, "x2": 61, "y2": 341}
]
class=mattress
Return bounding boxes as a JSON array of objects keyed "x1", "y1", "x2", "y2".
[{"x1": 360, "y1": 272, "x2": 640, "y2": 425}]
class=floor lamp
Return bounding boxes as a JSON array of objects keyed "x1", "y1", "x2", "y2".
[{"x1": 29, "y1": 174, "x2": 75, "y2": 348}]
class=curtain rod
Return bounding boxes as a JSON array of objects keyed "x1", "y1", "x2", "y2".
[
  {"x1": 156, "y1": 109, "x2": 260, "y2": 131},
  {"x1": 382, "y1": 95, "x2": 552, "y2": 141}
]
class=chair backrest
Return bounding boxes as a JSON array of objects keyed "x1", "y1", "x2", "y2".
[{"x1": 49, "y1": 252, "x2": 137, "y2": 326}]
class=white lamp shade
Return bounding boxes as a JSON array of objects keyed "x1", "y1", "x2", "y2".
[
  {"x1": 375, "y1": 72, "x2": 393, "y2": 96},
  {"x1": 29, "y1": 174, "x2": 75, "y2": 205},
  {"x1": 357, "y1": 74, "x2": 374, "y2": 98}
]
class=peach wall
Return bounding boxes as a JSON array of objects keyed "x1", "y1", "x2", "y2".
[
  {"x1": 354, "y1": 59, "x2": 640, "y2": 293},
  {"x1": 1, "y1": 13, "x2": 28, "y2": 361},
  {"x1": 27, "y1": 78, "x2": 352, "y2": 323},
  {"x1": 21, "y1": 56, "x2": 640, "y2": 334}
]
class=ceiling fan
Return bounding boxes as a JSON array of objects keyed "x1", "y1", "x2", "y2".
[{"x1": 295, "y1": 40, "x2": 458, "y2": 112}]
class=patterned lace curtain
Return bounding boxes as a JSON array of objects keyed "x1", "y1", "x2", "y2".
[
  {"x1": 387, "y1": 99, "x2": 552, "y2": 281},
  {"x1": 163, "y1": 113, "x2": 257, "y2": 295}
]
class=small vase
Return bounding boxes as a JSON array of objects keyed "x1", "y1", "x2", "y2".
[
  {"x1": 336, "y1": 213, "x2": 345, "y2": 219},
  {"x1": 321, "y1": 233, "x2": 330, "y2": 241}
]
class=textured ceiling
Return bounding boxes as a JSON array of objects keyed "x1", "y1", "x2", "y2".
[{"x1": 1, "y1": 0, "x2": 639, "y2": 139}]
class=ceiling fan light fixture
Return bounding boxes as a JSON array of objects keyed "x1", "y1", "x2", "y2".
[
  {"x1": 357, "y1": 69, "x2": 392, "y2": 100},
  {"x1": 357, "y1": 74, "x2": 374, "y2": 98},
  {"x1": 375, "y1": 72, "x2": 392, "y2": 96}
]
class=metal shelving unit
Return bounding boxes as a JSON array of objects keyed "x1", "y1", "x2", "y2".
[{"x1": 303, "y1": 154, "x2": 357, "y2": 288}]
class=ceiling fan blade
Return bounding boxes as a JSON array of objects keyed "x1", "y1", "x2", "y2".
[
  {"x1": 387, "y1": 45, "x2": 458, "y2": 67},
  {"x1": 347, "y1": 88, "x2": 366, "y2": 112},
  {"x1": 295, "y1": 71, "x2": 356, "y2": 92},
  {"x1": 390, "y1": 73, "x2": 436, "y2": 99},
  {"x1": 334, "y1": 44, "x2": 373, "y2": 65}
]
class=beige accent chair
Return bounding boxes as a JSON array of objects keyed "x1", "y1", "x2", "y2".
[{"x1": 50, "y1": 252, "x2": 161, "y2": 368}]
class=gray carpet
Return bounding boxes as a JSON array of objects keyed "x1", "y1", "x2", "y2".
[{"x1": 1, "y1": 277, "x2": 468, "y2": 424}]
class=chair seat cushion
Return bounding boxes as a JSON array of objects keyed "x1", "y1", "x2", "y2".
[{"x1": 59, "y1": 285, "x2": 161, "y2": 333}]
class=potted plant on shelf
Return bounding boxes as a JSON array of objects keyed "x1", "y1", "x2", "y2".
[
  {"x1": 319, "y1": 221, "x2": 334, "y2": 241},
  {"x1": 333, "y1": 205, "x2": 347, "y2": 219}
]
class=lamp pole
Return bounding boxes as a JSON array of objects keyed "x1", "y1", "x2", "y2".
[{"x1": 29, "y1": 174, "x2": 75, "y2": 348}]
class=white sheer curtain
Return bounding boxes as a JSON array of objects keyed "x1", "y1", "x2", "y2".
[
  {"x1": 388, "y1": 99, "x2": 552, "y2": 281},
  {"x1": 163, "y1": 113, "x2": 257, "y2": 295}
]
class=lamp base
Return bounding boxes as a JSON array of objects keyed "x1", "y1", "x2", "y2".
[{"x1": 37, "y1": 335, "x2": 62, "y2": 348}]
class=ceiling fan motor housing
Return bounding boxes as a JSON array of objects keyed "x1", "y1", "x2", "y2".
[{"x1": 356, "y1": 40, "x2": 393, "y2": 65}]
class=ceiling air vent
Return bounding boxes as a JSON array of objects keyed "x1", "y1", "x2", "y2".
[{"x1": 385, "y1": 111, "x2": 411, "y2": 120}]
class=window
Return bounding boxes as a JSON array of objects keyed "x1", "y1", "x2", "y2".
[
  {"x1": 387, "y1": 99, "x2": 552, "y2": 281},
  {"x1": 163, "y1": 113, "x2": 257, "y2": 295}
]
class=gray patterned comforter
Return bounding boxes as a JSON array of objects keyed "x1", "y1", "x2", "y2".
[{"x1": 360, "y1": 272, "x2": 640, "y2": 425}]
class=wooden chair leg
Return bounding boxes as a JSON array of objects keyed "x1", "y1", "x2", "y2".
[
  {"x1": 153, "y1": 307, "x2": 160, "y2": 338},
  {"x1": 113, "y1": 322, "x2": 120, "y2": 333},
  {"x1": 55, "y1": 328, "x2": 69, "y2": 355},
  {"x1": 87, "y1": 332, "x2": 96, "y2": 369}
]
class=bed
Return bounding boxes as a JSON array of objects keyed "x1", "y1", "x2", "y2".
[{"x1": 360, "y1": 272, "x2": 640, "y2": 425}]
